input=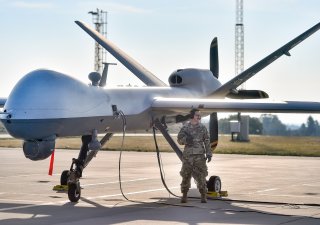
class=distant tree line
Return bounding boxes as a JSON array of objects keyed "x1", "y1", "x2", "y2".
[{"x1": 218, "y1": 114, "x2": 320, "y2": 136}]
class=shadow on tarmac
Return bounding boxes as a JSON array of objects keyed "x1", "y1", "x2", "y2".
[{"x1": 1, "y1": 196, "x2": 320, "y2": 225}]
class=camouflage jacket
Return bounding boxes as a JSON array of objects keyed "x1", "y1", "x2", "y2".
[{"x1": 177, "y1": 122, "x2": 212, "y2": 157}]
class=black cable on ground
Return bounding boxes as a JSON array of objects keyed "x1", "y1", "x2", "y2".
[
  {"x1": 152, "y1": 126, "x2": 180, "y2": 198},
  {"x1": 117, "y1": 110, "x2": 131, "y2": 202},
  {"x1": 117, "y1": 113, "x2": 195, "y2": 207},
  {"x1": 117, "y1": 111, "x2": 175, "y2": 205}
]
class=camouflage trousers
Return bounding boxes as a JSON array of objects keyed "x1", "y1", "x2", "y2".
[{"x1": 180, "y1": 154, "x2": 208, "y2": 194}]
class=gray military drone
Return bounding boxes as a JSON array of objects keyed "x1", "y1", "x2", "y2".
[{"x1": 1, "y1": 21, "x2": 320, "y2": 202}]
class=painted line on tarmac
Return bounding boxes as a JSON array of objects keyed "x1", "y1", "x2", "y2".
[
  {"x1": 0, "y1": 177, "x2": 151, "y2": 187},
  {"x1": 0, "y1": 173, "x2": 60, "y2": 179},
  {"x1": 302, "y1": 182, "x2": 320, "y2": 187},
  {"x1": 0, "y1": 186, "x2": 179, "y2": 212},
  {"x1": 0, "y1": 201, "x2": 60, "y2": 212},
  {"x1": 0, "y1": 198, "x2": 46, "y2": 203},
  {"x1": 0, "y1": 178, "x2": 154, "y2": 198},
  {"x1": 0, "y1": 173, "x2": 50, "y2": 179},
  {"x1": 81, "y1": 178, "x2": 151, "y2": 187},
  {"x1": 256, "y1": 188, "x2": 279, "y2": 193},
  {"x1": 254, "y1": 181, "x2": 320, "y2": 194},
  {"x1": 86, "y1": 186, "x2": 180, "y2": 200},
  {"x1": 257, "y1": 193, "x2": 320, "y2": 199}
]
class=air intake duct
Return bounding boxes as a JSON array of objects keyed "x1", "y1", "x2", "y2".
[{"x1": 227, "y1": 89, "x2": 269, "y2": 99}]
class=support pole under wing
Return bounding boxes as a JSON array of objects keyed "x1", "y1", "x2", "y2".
[{"x1": 154, "y1": 119, "x2": 183, "y2": 161}]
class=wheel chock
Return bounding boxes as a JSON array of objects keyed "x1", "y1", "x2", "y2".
[
  {"x1": 53, "y1": 185, "x2": 68, "y2": 191},
  {"x1": 207, "y1": 191, "x2": 228, "y2": 198},
  {"x1": 219, "y1": 191, "x2": 228, "y2": 197},
  {"x1": 207, "y1": 191, "x2": 220, "y2": 197}
]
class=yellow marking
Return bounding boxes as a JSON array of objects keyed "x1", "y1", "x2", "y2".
[
  {"x1": 207, "y1": 191, "x2": 228, "y2": 197},
  {"x1": 53, "y1": 185, "x2": 68, "y2": 191}
]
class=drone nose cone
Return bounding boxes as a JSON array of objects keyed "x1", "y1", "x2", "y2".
[
  {"x1": 5, "y1": 69, "x2": 99, "y2": 115},
  {"x1": 5, "y1": 69, "x2": 73, "y2": 110},
  {"x1": 2, "y1": 69, "x2": 109, "y2": 139},
  {"x1": 1, "y1": 69, "x2": 70, "y2": 138},
  {"x1": 2, "y1": 69, "x2": 92, "y2": 139}
]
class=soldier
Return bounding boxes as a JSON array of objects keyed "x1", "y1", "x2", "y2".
[{"x1": 177, "y1": 108, "x2": 212, "y2": 203}]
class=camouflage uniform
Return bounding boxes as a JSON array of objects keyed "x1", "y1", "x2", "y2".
[{"x1": 177, "y1": 122, "x2": 212, "y2": 195}]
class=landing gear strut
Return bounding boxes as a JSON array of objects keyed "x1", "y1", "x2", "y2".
[
  {"x1": 65, "y1": 135, "x2": 91, "y2": 202},
  {"x1": 61, "y1": 132, "x2": 114, "y2": 202},
  {"x1": 154, "y1": 118, "x2": 223, "y2": 196}
]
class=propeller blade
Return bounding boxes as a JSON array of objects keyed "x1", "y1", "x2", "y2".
[
  {"x1": 210, "y1": 37, "x2": 219, "y2": 79},
  {"x1": 209, "y1": 112, "x2": 218, "y2": 151},
  {"x1": 209, "y1": 39, "x2": 219, "y2": 151}
]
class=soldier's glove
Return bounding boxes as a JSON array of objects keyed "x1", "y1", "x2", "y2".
[
  {"x1": 206, "y1": 156, "x2": 212, "y2": 163},
  {"x1": 185, "y1": 134, "x2": 193, "y2": 145}
]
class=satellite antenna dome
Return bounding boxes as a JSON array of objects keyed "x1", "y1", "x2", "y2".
[{"x1": 88, "y1": 72, "x2": 101, "y2": 86}]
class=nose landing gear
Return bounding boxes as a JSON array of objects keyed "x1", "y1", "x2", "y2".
[
  {"x1": 58, "y1": 135, "x2": 91, "y2": 202},
  {"x1": 67, "y1": 160, "x2": 82, "y2": 202},
  {"x1": 59, "y1": 159, "x2": 83, "y2": 202},
  {"x1": 59, "y1": 132, "x2": 114, "y2": 202}
]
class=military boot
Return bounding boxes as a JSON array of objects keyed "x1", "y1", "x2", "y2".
[
  {"x1": 201, "y1": 193, "x2": 207, "y2": 203},
  {"x1": 181, "y1": 192, "x2": 188, "y2": 203}
]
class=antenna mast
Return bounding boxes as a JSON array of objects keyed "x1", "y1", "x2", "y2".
[
  {"x1": 235, "y1": 0, "x2": 245, "y2": 89},
  {"x1": 88, "y1": 9, "x2": 108, "y2": 74},
  {"x1": 234, "y1": 0, "x2": 249, "y2": 142}
]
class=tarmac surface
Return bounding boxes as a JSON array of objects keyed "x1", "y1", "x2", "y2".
[{"x1": 0, "y1": 147, "x2": 320, "y2": 225}]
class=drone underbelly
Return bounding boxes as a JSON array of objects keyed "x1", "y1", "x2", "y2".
[{"x1": 2, "y1": 111, "x2": 152, "y2": 140}]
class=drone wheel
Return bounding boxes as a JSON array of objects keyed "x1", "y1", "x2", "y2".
[
  {"x1": 68, "y1": 182, "x2": 81, "y2": 202},
  {"x1": 207, "y1": 176, "x2": 221, "y2": 192},
  {"x1": 60, "y1": 170, "x2": 69, "y2": 185}
]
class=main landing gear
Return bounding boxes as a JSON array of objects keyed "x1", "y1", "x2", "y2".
[
  {"x1": 60, "y1": 132, "x2": 113, "y2": 202},
  {"x1": 207, "y1": 175, "x2": 221, "y2": 192}
]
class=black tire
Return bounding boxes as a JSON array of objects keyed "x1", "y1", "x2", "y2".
[
  {"x1": 207, "y1": 176, "x2": 222, "y2": 192},
  {"x1": 68, "y1": 182, "x2": 81, "y2": 202},
  {"x1": 60, "y1": 170, "x2": 69, "y2": 185}
]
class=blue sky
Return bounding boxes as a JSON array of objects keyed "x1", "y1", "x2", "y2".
[{"x1": 0, "y1": 0, "x2": 320, "y2": 125}]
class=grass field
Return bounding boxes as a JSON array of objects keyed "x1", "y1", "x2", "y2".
[{"x1": 1, "y1": 135, "x2": 320, "y2": 157}]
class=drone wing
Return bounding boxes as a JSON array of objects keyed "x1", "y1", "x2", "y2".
[
  {"x1": 75, "y1": 21, "x2": 166, "y2": 87},
  {"x1": 212, "y1": 22, "x2": 320, "y2": 98},
  {"x1": 152, "y1": 97, "x2": 320, "y2": 115}
]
